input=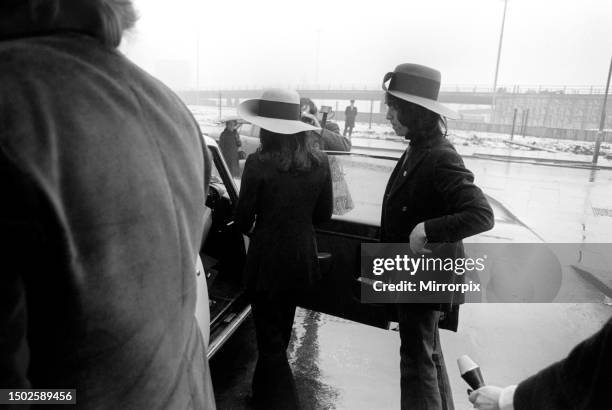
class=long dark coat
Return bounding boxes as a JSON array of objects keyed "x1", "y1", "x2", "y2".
[
  {"x1": 345, "y1": 106, "x2": 358, "y2": 126},
  {"x1": 0, "y1": 33, "x2": 215, "y2": 409},
  {"x1": 235, "y1": 152, "x2": 333, "y2": 294},
  {"x1": 219, "y1": 129, "x2": 241, "y2": 177},
  {"x1": 381, "y1": 135, "x2": 494, "y2": 328}
]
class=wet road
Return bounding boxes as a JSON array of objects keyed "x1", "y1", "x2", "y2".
[
  {"x1": 211, "y1": 144, "x2": 612, "y2": 409},
  {"x1": 211, "y1": 303, "x2": 611, "y2": 410}
]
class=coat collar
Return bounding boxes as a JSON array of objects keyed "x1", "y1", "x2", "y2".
[{"x1": 407, "y1": 133, "x2": 445, "y2": 149}]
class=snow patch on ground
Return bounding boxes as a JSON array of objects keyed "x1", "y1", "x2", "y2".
[{"x1": 189, "y1": 105, "x2": 612, "y2": 165}]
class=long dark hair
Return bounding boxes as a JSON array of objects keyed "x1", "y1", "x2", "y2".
[
  {"x1": 258, "y1": 129, "x2": 321, "y2": 173},
  {"x1": 385, "y1": 93, "x2": 447, "y2": 140}
]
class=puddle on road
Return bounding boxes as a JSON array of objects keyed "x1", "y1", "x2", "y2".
[{"x1": 289, "y1": 308, "x2": 400, "y2": 410}]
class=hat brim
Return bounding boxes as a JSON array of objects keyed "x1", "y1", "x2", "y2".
[
  {"x1": 238, "y1": 99, "x2": 319, "y2": 134},
  {"x1": 387, "y1": 90, "x2": 460, "y2": 120}
]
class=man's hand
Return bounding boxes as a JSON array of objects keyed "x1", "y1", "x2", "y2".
[
  {"x1": 301, "y1": 112, "x2": 321, "y2": 127},
  {"x1": 468, "y1": 386, "x2": 503, "y2": 410},
  {"x1": 409, "y1": 222, "x2": 431, "y2": 254}
]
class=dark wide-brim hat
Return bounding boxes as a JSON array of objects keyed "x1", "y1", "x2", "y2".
[
  {"x1": 382, "y1": 63, "x2": 459, "y2": 119},
  {"x1": 238, "y1": 88, "x2": 319, "y2": 134}
]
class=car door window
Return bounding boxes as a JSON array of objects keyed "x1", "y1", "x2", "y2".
[{"x1": 328, "y1": 153, "x2": 396, "y2": 226}]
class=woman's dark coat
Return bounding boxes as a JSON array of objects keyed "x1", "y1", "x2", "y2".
[
  {"x1": 235, "y1": 151, "x2": 333, "y2": 294},
  {"x1": 219, "y1": 129, "x2": 241, "y2": 177}
]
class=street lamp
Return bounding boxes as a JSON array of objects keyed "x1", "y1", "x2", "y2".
[
  {"x1": 493, "y1": 0, "x2": 509, "y2": 96},
  {"x1": 592, "y1": 56, "x2": 612, "y2": 164}
]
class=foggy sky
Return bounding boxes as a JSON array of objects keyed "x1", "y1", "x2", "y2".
[{"x1": 121, "y1": 0, "x2": 612, "y2": 90}]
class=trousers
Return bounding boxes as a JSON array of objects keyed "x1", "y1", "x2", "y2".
[
  {"x1": 251, "y1": 292, "x2": 300, "y2": 410},
  {"x1": 397, "y1": 305, "x2": 454, "y2": 410}
]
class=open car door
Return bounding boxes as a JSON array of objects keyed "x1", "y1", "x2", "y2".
[{"x1": 297, "y1": 153, "x2": 397, "y2": 329}]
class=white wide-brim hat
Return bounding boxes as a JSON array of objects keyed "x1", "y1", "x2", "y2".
[
  {"x1": 238, "y1": 88, "x2": 320, "y2": 134},
  {"x1": 382, "y1": 63, "x2": 459, "y2": 119}
]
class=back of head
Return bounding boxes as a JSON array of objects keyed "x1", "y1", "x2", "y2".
[
  {"x1": 259, "y1": 129, "x2": 321, "y2": 173},
  {"x1": 0, "y1": 0, "x2": 137, "y2": 47},
  {"x1": 300, "y1": 97, "x2": 318, "y2": 116}
]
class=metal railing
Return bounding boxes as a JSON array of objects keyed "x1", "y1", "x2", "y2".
[{"x1": 187, "y1": 84, "x2": 608, "y2": 95}]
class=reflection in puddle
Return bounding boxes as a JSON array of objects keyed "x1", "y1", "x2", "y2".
[{"x1": 290, "y1": 309, "x2": 340, "y2": 409}]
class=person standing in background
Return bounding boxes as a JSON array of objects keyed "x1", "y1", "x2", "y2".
[
  {"x1": 0, "y1": 1, "x2": 215, "y2": 408},
  {"x1": 220, "y1": 119, "x2": 242, "y2": 178},
  {"x1": 344, "y1": 99, "x2": 358, "y2": 137},
  {"x1": 300, "y1": 97, "x2": 351, "y2": 151},
  {"x1": 236, "y1": 89, "x2": 333, "y2": 409},
  {"x1": 380, "y1": 63, "x2": 494, "y2": 410}
]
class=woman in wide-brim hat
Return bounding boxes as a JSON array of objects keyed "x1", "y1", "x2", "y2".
[
  {"x1": 379, "y1": 64, "x2": 494, "y2": 410},
  {"x1": 235, "y1": 88, "x2": 333, "y2": 409}
]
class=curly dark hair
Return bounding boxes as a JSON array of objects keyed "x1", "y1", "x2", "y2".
[
  {"x1": 385, "y1": 93, "x2": 447, "y2": 139},
  {"x1": 258, "y1": 129, "x2": 322, "y2": 173}
]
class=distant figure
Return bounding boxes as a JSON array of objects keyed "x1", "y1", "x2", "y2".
[
  {"x1": 344, "y1": 99, "x2": 358, "y2": 137},
  {"x1": 236, "y1": 89, "x2": 333, "y2": 409},
  {"x1": 220, "y1": 119, "x2": 242, "y2": 177},
  {"x1": 0, "y1": 1, "x2": 215, "y2": 408}
]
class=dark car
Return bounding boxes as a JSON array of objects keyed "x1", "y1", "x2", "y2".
[{"x1": 199, "y1": 136, "x2": 556, "y2": 358}]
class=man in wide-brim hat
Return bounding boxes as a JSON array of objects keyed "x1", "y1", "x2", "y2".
[{"x1": 380, "y1": 63, "x2": 494, "y2": 409}]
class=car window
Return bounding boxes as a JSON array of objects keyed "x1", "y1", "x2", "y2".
[
  {"x1": 230, "y1": 152, "x2": 395, "y2": 226},
  {"x1": 239, "y1": 124, "x2": 260, "y2": 138},
  {"x1": 328, "y1": 154, "x2": 395, "y2": 226}
]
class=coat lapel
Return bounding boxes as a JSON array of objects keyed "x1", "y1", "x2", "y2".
[{"x1": 388, "y1": 148, "x2": 427, "y2": 199}]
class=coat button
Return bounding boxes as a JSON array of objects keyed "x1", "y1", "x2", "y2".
[{"x1": 401, "y1": 206, "x2": 407, "y2": 212}]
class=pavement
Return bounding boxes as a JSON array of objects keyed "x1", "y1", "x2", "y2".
[{"x1": 210, "y1": 139, "x2": 612, "y2": 409}]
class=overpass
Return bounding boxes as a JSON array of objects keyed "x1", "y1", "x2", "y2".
[
  {"x1": 178, "y1": 85, "x2": 608, "y2": 107},
  {"x1": 179, "y1": 87, "x2": 497, "y2": 105},
  {"x1": 177, "y1": 85, "x2": 611, "y2": 134}
]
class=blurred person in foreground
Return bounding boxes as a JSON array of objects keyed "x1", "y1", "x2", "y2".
[
  {"x1": 381, "y1": 63, "x2": 494, "y2": 409},
  {"x1": 236, "y1": 89, "x2": 333, "y2": 409},
  {"x1": 300, "y1": 97, "x2": 351, "y2": 151},
  {"x1": 0, "y1": 1, "x2": 215, "y2": 408},
  {"x1": 469, "y1": 318, "x2": 612, "y2": 410}
]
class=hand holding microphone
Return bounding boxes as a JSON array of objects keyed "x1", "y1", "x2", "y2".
[
  {"x1": 458, "y1": 355, "x2": 504, "y2": 410},
  {"x1": 457, "y1": 355, "x2": 485, "y2": 391}
]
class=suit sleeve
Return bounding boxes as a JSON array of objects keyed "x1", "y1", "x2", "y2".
[
  {"x1": 513, "y1": 318, "x2": 612, "y2": 410},
  {"x1": 424, "y1": 149, "x2": 494, "y2": 242},
  {"x1": 313, "y1": 157, "x2": 333, "y2": 224},
  {"x1": 0, "y1": 150, "x2": 34, "y2": 389},
  {"x1": 234, "y1": 155, "x2": 260, "y2": 234}
]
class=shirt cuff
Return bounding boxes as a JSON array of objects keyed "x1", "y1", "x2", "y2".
[{"x1": 499, "y1": 385, "x2": 517, "y2": 410}]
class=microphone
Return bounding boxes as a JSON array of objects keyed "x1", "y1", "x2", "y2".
[{"x1": 457, "y1": 355, "x2": 485, "y2": 390}]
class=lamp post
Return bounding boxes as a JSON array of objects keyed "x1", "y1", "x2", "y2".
[
  {"x1": 315, "y1": 29, "x2": 321, "y2": 86},
  {"x1": 492, "y1": 0, "x2": 509, "y2": 111},
  {"x1": 592, "y1": 56, "x2": 612, "y2": 164}
]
